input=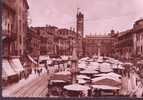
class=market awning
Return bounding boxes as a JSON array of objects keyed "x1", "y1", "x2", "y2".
[
  {"x1": 2, "y1": 69, "x2": 8, "y2": 80},
  {"x1": 77, "y1": 79, "x2": 87, "y2": 84},
  {"x1": 80, "y1": 70, "x2": 98, "y2": 74},
  {"x1": 92, "y1": 76, "x2": 121, "y2": 87},
  {"x1": 27, "y1": 55, "x2": 38, "y2": 64},
  {"x1": 2, "y1": 59, "x2": 16, "y2": 77},
  {"x1": 9, "y1": 58, "x2": 24, "y2": 73},
  {"x1": 92, "y1": 85, "x2": 120, "y2": 90},
  {"x1": 77, "y1": 75, "x2": 90, "y2": 80}
]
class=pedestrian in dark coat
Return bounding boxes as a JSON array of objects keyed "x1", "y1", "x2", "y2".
[
  {"x1": 34, "y1": 69, "x2": 37, "y2": 74},
  {"x1": 44, "y1": 63, "x2": 49, "y2": 74},
  {"x1": 37, "y1": 69, "x2": 40, "y2": 76}
]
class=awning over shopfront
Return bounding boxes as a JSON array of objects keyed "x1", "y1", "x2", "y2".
[
  {"x1": 9, "y1": 58, "x2": 24, "y2": 73},
  {"x1": 27, "y1": 55, "x2": 38, "y2": 64},
  {"x1": 2, "y1": 59, "x2": 16, "y2": 77},
  {"x1": 92, "y1": 85, "x2": 120, "y2": 90}
]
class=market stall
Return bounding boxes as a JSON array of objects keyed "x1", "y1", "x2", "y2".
[{"x1": 91, "y1": 85, "x2": 120, "y2": 96}]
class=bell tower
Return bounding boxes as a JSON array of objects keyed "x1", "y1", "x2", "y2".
[
  {"x1": 76, "y1": 9, "x2": 84, "y2": 37},
  {"x1": 76, "y1": 9, "x2": 84, "y2": 57}
]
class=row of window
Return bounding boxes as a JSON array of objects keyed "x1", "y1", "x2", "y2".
[{"x1": 136, "y1": 33, "x2": 143, "y2": 41}]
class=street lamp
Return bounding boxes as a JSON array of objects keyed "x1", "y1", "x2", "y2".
[{"x1": 70, "y1": 41, "x2": 78, "y2": 84}]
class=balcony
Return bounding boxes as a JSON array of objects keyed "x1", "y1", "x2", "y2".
[{"x1": 2, "y1": 30, "x2": 17, "y2": 41}]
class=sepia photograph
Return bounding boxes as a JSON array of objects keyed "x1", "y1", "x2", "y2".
[{"x1": 1, "y1": 0, "x2": 143, "y2": 98}]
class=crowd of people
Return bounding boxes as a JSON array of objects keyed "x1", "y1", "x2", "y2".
[{"x1": 120, "y1": 62, "x2": 143, "y2": 97}]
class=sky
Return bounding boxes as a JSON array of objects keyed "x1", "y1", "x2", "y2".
[{"x1": 27, "y1": 0, "x2": 143, "y2": 35}]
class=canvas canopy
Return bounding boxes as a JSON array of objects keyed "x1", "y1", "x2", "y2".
[
  {"x1": 80, "y1": 70, "x2": 98, "y2": 74},
  {"x1": 92, "y1": 85, "x2": 120, "y2": 90},
  {"x1": 77, "y1": 79, "x2": 87, "y2": 84},
  {"x1": 2, "y1": 59, "x2": 16, "y2": 77},
  {"x1": 27, "y1": 55, "x2": 38, "y2": 64},
  {"x1": 77, "y1": 75, "x2": 90, "y2": 80},
  {"x1": 9, "y1": 58, "x2": 24, "y2": 73}
]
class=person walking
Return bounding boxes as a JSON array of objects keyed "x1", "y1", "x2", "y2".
[
  {"x1": 34, "y1": 68, "x2": 37, "y2": 74},
  {"x1": 37, "y1": 69, "x2": 40, "y2": 76},
  {"x1": 119, "y1": 70, "x2": 129, "y2": 96},
  {"x1": 45, "y1": 63, "x2": 49, "y2": 74}
]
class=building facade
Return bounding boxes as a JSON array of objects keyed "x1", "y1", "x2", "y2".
[
  {"x1": 116, "y1": 29, "x2": 134, "y2": 59},
  {"x1": 2, "y1": 0, "x2": 17, "y2": 57},
  {"x1": 56, "y1": 28, "x2": 77, "y2": 56},
  {"x1": 84, "y1": 34, "x2": 115, "y2": 57},
  {"x1": 133, "y1": 19, "x2": 143, "y2": 57},
  {"x1": 2, "y1": 0, "x2": 29, "y2": 57},
  {"x1": 15, "y1": 0, "x2": 29, "y2": 56},
  {"x1": 30, "y1": 26, "x2": 58, "y2": 56},
  {"x1": 39, "y1": 26, "x2": 55, "y2": 56},
  {"x1": 26, "y1": 27, "x2": 40, "y2": 58}
]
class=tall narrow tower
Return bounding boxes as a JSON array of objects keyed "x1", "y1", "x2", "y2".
[
  {"x1": 76, "y1": 9, "x2": 84, "y2": 57},
  {"x1": 76, "y1": 10, "x2": 84, "y2": 37}
]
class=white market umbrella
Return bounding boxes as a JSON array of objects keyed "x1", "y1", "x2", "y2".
[
  {"x1": 64, "y1": 84, "x2": 90, "y2": 91},
  {"x1": 94, "y1": 72, "x2": 121, "y2": 78},
  {"x1": 92, "y1": 76, "x2": 121, "y2": 84},
  {"x1": 77, "y1": 79, "x2": 87, "y2": 84},
  {"x1": 107, "y1": 72, "x2": 121, "y2": 78},
  {"x1": 80, "y1": 70, "x2": 98, "y2": 74},
  {"x1": 99, "y1": 62, "x2": 113, "y2": 73},
  {"x1": 77, "y1": 75, "x2": 90, "y2": 80},
  {"x1": 78, "y1": 63, "x2": 87, "y2": 69},
  {"x1": 92, "y1": 76, "x2": 121, "y2": 86},
  {"x1": 85, "y1": 65, "x2": 99, "y2": 71}
]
